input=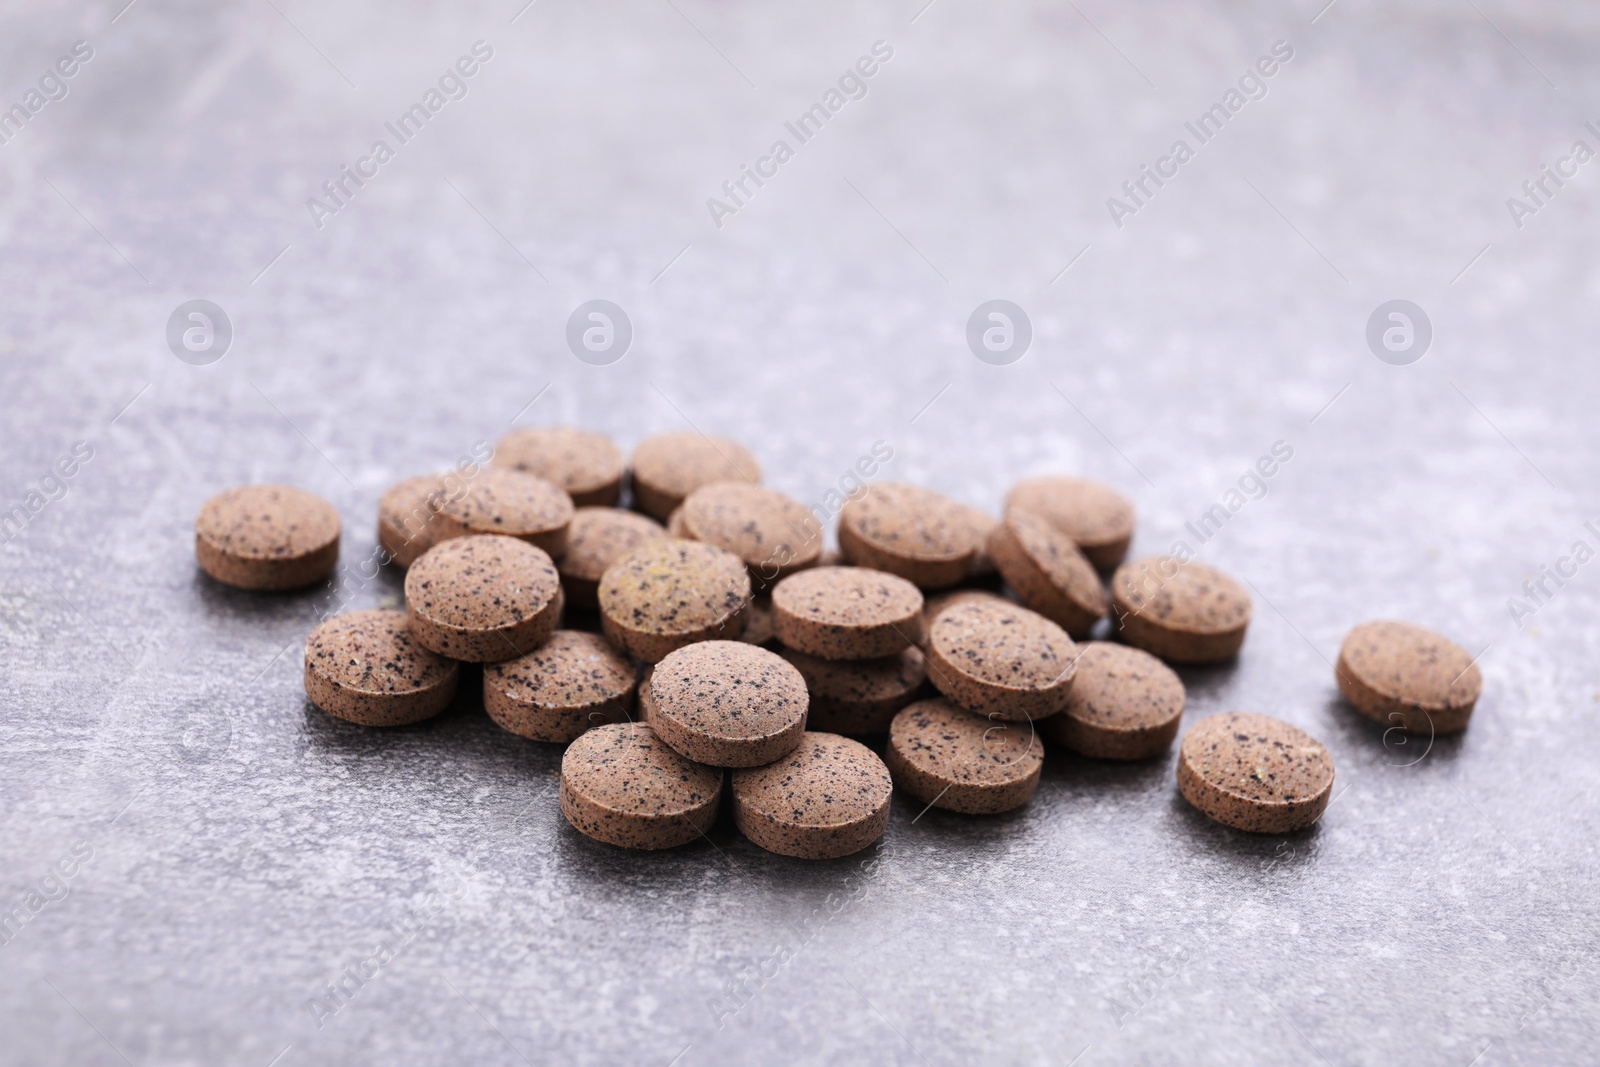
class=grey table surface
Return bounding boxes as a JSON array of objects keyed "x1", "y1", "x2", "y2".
[{"x1": 2, "y1": 0, "x2": 1598, "y2": 1064}]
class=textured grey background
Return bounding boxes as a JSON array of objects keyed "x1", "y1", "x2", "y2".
[{"x1": 2, "y1": 0, "x2": 1598, "y2": 1064}]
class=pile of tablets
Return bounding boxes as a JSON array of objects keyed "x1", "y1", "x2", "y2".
[{"x1": 193, "y1": 427, "x2": 1485, "y2": 858}]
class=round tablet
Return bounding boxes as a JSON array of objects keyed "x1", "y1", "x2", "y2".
[
  {"x1": 1110, "y1": 557, "x2": 1252, "y2": 664},
  {"x1": 838, "y1": 483, "x2": 983, "y2": 589},
  {"x1": 631, "y1": 431, "x2": 762, "y2": 522},
  {"x1": 404, "y1": 535, "x2": 563, "y2": 662},
  {"x1": 1006, "y1": 476, "x2": 1136, "y2": 569},
  {"x1": 483, "y1": 631, "x2": 636, "y2": 743},
  {"x1": 195, "y1": 485, "x2": 340, "y2": 591},
  {"x1": 492, "y1": 426, "x2": 625, "y2": 507},
  {"x1": 377, "y1": 475, "x2": 445, "y2": 568},
  {"x1": 924, "y1": 599, "x2": 1077, "y2": 722},
  {"x1": 304, "y1": 609, "x2": 458, "y2": 726},
  {"x1": 648, "y1": 641, "x2": 808, "y2": 767},
  {"x1": 885, "y1": 698, "x2": 1044, "y2": 814},
  {"x1": 779, "y1": 646, "x2": 927, "y2": 734},
  {"x1": 988, "y1": 510, "x2": 1108, "y2": 638},
  {"x1": 1042, "y1": 643, "x2": 1184, "y2": 759},
  {"x1": 1177, "y1": 712, "x2": 1335, "y2": 833},
  {"x1": 732, "y1": 732, "x2": 893, "y2": 859},
  {"x1": 951, "y1": 503, "x2": 999, "y2": 578},
  {"x1": 679, "y1": 482, "x2": 823, "y2": 581},
  {"x1": 432, "y1": 467, "x2": 575, "y2": 557},
  {"x1": 1336, "y1": 620, "x2": 1482, "y2": 735},
  {"x1": 772, "y1": 566, "x2": 923, "y2": 660},
  {"x1": 918, "y1": 589, "x2": 1012, "y2": 648},
  {"x1": 637, "y1": 665, "x2": 658, "y2": 724},
  {"x1": 560, "y1": 723, "x2": 723, "y2": 850},
  {"x1": 557, "y1": 507, "x2": 667, "y2": 611},
  {"x1": 598, "y1": 540, "x2": 750, "y2": 663},
  {"x1": 739, "y1": 594, "x2": 778, "y2": 647}
]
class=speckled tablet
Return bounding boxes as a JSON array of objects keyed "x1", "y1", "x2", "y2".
[
  {"x1": 195, "y1": 484, "x2": 340, "y2": 591},
  {"x1": 598, "y1": 540, "x2": 750, "y2": 663},
  {"x1": 560, "y1": 723, "x2": 723, "y2": 850},
  {"x1": 637, "y1": 665, "x2": 657, "y2": 724},
  {"x1": 988, "y1": 510, "x2": 1108, "y2": 638},
  {"x1": 679, "y1": 482, "x2": 823, "y2": 581},
  {"x1": 404, "y1": 535, "x2": 563, "y2": 662},
  {"x1": 492, "y1": 426, "x2": 625, "y2": 507},
  {"x1": 304, "y1": 609, "x2": 458, "y2": 726},
  {"x1": 433, "y1": 467, "x2": 575, "y2": 557},
  {"x1": 951, "y1": 503, "x2": 999, "y2": 578},
  {"x1": 666, "y1": 506, "x2": 691, "y2": 539},
  {"x1": 1042, "y1": 642, "x2": 1184, "y2": 759},
  {"x1": 1336, "y1": 620, "x2": 1482, "y2": 735},
  {"x1": 732, "y1": 732, "x2": 893, "y2": 859},
  {"x1": 483, "y1": 631, "x2": 636, "y2": 743},
  {"x1": 1177, "y1": 712, "x2": 1334, "y2": 833},
  {"x1": 772, "y1": 566, "x2": 924, "y2": 660},
  {"x1": 377, "y1": 475, "x2": 446, "y2": 568},
  {"x1": 739, "y1": 594, "x2": 778, "y2": 648},
  {"x1": 1006, "y1": 475, "x2": 1136, "y2": 569},
  {"x1": 837, "y1": 483, "x2": 983, "y2": 589},
  {"x1": 918, "y1": 589, "x2": 1012, "y2": 648},
  {"x1": 557, "y1": 507, "x2": 667, "y2": 611},
  {"x1": 885, "y1": 698, "x2": 1044, "y2": 815},
  {"x1": 648, "y1": 641, "x2": 808, "y2": 767},
  {"x1": 924, "y1": 599, "x2": 1077, "y2": 722},
  {"x1": 1110, "y1": 557, "x2": 1252, "y2": 664},
  {"x1": 779, "y1": 646, "x2": 927, "y2": 735},
  {"x1": 630, "y1": 431, "x2": 762, "y2": 522}
]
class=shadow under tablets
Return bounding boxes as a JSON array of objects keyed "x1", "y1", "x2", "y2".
[
  {"x1": 1170, "y1": 656, "x2": 1246, "y2": 709},
  {"x1": 1315, "y1": 692, "x2": 1468, "y2": 772},
  {"x1": 191, "y1": 567, "x2": 326, "y2": 629},
  {"x1": 1164, "y1": 786, "x2": 1327, "y2": 865},
  {"x1": 298, "y1": 659, "x2": 507, "y2": 742}
]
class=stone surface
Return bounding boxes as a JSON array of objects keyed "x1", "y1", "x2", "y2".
[{"x1": 1, "y1": 1, "x2": 1598, "y2": 1064}]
